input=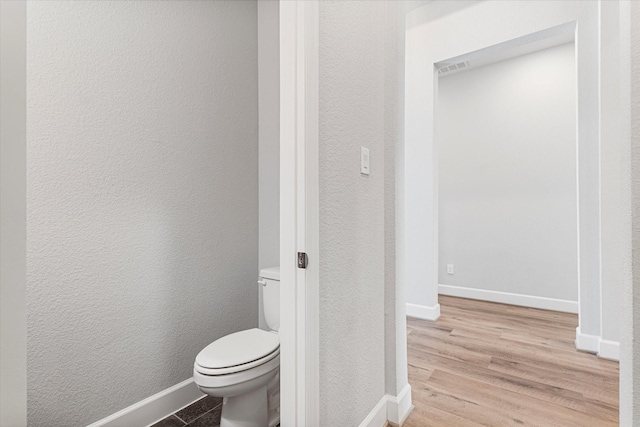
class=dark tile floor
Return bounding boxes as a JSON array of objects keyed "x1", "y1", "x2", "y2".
[
  {"x1": 151, "y1": 396, "x2": 279, "y2": 427},
  {"x1": 151, "y1": 396, "x2": 222, "y2": 427}
]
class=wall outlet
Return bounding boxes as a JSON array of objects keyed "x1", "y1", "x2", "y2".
[{"x1": 447, "y1": 264, "x2": 454, "y2": 275}]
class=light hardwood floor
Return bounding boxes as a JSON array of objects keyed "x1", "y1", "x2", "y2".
[{"x1": 404, "y1": 296, "x2": 619, "y2": 427}]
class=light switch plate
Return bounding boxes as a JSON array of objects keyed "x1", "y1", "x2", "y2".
[{"x1": 361, "y1": 146, "x2": 370, "y2": 175}]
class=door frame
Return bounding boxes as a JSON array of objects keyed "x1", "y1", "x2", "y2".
[
  {"x1": 404, "y1": 0, "x2": 607, "y2": 352},
  {"x1": 279, "y1": 1, "x2": 320, "y2": 425},
  {"x1": 404, "y1": 0, "x2": 634, "y2": 420}
]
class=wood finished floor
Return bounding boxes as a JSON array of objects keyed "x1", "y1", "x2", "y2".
[{"x1": 403, "y1": 296, "x2": 619, "y2": 427}]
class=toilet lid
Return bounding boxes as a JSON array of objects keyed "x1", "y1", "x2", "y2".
[{"x1": 196, "y1": 328, "x2": 280, "y2": 369}]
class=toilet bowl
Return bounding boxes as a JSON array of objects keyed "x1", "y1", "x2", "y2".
[{"x1": 193, "y1": 267, "x2": 280, "y2": 427}]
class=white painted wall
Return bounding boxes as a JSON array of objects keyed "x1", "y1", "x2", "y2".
[
  {"x1": 0, "y1": 2, "x2": 27, "y2": 426},
  {"x1": 26, "y1": 2, "x2": 258, "y2": 426},
  {"x1": 385, "y1": 0, "x2": 407, "y2": 400},
  {"x1": 438, "y1": 43, "x2": 578, "y2": 303},
  {"x1": 624, "y1": 0, "x2": 640, "y2": 423},
  {"x1": 599, "y1": 0, "x2": 627, "y2": 354},
  {"x1": 258, "y1": 0, "x2": 279, "y2": 330},
  {"x1": 386, "y1": 4, "x2": 414, "y2": 415},
  {"x1": 318, "y1": 1, "x2": 402, "y2": 424}
]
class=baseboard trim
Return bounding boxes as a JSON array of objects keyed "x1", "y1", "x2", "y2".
[
  {"x1": 575, "y1": 328, "x2": 620, "y2": 361},
  {"x1": 359, "y1": 385, "x2": 414, "y2": 427},
  {"x1": 358, "y1": 394, "x2": 389, "y2": 427},
  {"x1": 386, "y1": 384, "x2": 413, "y2": 426},
  {"x1": 438, "y1": 284, "x2": 578, "y2": 314},
  {"x1": 575, "y1": 326, "x2": 601, "y2": 354},
  {"x1": 406, "y1": 303, "x2": 441, "y2": 321},
  {"x1": 598, "y1": 339, "x2": 621, "y2": 361},
  {"x1": 86, "y1": 378, "x2": 204, "y2": 427}
]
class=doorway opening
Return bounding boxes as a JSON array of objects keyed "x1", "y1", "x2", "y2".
[
  {"x1": 403, "y1": 4, "x2": 623, "y2": 422},
  {"x1": 435, "y1": 33, "x2": 579, "y2": 323}
]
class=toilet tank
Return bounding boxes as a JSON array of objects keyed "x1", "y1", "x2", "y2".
[{"x1": 260, "y1": 266, "x2": 280, "y2": 332}]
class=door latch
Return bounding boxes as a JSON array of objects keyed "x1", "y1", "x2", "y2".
[{"x1": 297, "y1": 252, "x2": 308, "y2": 269}]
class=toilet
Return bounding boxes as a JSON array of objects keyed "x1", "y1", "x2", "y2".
[{"x1": 193, "y1": 267, "x2": 280, "y2": 427}]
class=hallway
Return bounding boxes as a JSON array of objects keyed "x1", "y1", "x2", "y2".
[{"x1": 404, "y1": 296, "x2": 619, "y2": 426}]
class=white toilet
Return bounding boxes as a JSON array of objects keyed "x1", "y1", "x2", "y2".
[{"x1": 193, "y1": 267, "x2": 280, "y2": 427}]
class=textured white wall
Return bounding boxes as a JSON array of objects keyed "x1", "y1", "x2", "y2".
[
  {"x1": 258, "y1": 0, "x2": 279, "y2": 330},
  {"x1": 0, "y1": 2, "x2": 27, "y2": 426},
  {"x1": 438, "y1": 43, "x2": 578, "y2": 302},
  {"x1": 319, "y1": 0, "x2": 396, "y2": 423},
  {"x1": 624, "y1": 0, "x2": 640, "y2": 422},
  {"x1": 385, "y1": 0, "x2": 407, "y2": 398},
  {"x1": 392, "y1": 0, "x2": 411, "y2": 399},
  {"x1": 26, "y1": 2, "x2": 258, "y2": 426}
]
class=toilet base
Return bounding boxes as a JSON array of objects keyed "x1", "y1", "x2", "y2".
[
  {"x1": 267, "y1": 407, "x2": 280, "y2": 427},
  {"x1": 220, "y1": 384, "x2": 280, "y2": 427},
  {"x1": 197, "y1": 368, "x2": 280, "y2": 427}
]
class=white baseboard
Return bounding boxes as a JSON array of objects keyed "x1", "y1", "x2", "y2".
[
  {"x1": 575, "y1": 326, "x2": 601, "y2": 354},
  {"x1": 386, "y1": 384, "x2": 413, "y2": 426},
  {"x1": 438, "y1": 284, "x2": 578, "y2": 314},
  {"x1": 406, "y1": 303, "x2": 441, "y2": 321},
  {"x1": 358, "y1": 394, "x2": 389, "y2": 427},
  {"x1": 575, "y1": 328, "x2": 621, "y2": 361},
  {"x1": 86, "y1": 378, "x2": 205, "y2": 427},
  {"x1": 359, "y1": 384, "x2": 414, "y2": 427},
  {"x1": 598, "y1": 339, "x2": 621, "y2": 361}
]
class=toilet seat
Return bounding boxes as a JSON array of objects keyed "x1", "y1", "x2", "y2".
[
  {"x1": 195, "y1": 347, "x2": 279, "y2": 376},
  {"x1": 194, "y1": 353, "x2": 280, "y2": 390},
  {"x1": 194, "y1": 328, "x2": 279, "y2": 376}
]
